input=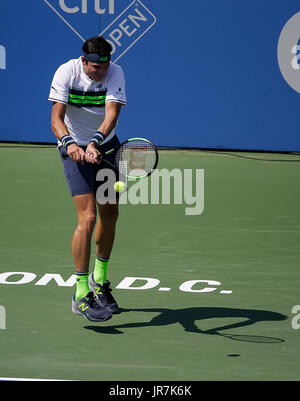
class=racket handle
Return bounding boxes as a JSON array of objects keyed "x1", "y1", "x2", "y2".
[{"x1": 101, "y1": 158, "x2": 115, "y2": 169}]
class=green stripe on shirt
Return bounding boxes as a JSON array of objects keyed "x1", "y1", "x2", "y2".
[{"x1": 69, "y1": 93, "x2": 106, "y2": 101}]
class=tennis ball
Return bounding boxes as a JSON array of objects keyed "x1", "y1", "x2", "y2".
[{"x1": 114, "y1": 181, "x2": 126, "y2": 193}]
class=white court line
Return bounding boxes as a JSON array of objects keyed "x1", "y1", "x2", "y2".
[{"x1": 0, "y1": 377, "x2": 73, "y2": 381}]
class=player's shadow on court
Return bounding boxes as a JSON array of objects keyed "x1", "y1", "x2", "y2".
[{"x1": 84, "y1": 307, "x2": 287, "y2": 343}]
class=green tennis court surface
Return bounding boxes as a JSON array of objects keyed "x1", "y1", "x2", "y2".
[{"x1": 0, "y1": 144, "x2": 299, "y2": 381}]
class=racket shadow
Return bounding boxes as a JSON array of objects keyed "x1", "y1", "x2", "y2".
[{"x1": 84, "y1": 306, "x2": 287, "y2": 343}]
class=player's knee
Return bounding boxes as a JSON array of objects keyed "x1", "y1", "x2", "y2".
[
  {"x1": 110, "y1": 207, "x2": 119, "y2": 223},
  {"x1": 85, "y1": 212, "x2": 97, "y2": 228},
  {"x1": 99, "y1": 205, "x2": 119, "y2": 225},
  {"x1": 78, "y1": 212, "x2": 97, "y2": 232}
]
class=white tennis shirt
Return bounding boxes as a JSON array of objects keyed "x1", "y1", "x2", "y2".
[{"x1": 48, "y1": 57, "x2": 126, "y2": 146}]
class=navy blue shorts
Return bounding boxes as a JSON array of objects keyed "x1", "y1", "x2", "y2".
[{"x1": 59, "y1": 135, "x2": 122, "y2": 201}]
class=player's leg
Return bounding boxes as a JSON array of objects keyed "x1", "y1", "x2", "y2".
[
  {"x1": 89, "y1": 200, "x2": 120, "y2": 314},
  {"x1": 72, "y1": 193, "x2": 97, "y2": 270},
  {"x1": 94, "y1": 200, "x2": 119, "y2": 281},
  {"x1": 72, "y1": 193, "x2": 96, "y2": 300},
  {"x1": 71, "y1": 193, "x2": 113, "y2": 321}
]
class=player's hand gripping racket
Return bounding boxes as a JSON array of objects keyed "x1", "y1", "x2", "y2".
[{"x1": 101, "y1": 137, "x2": 158, "y2": 179}]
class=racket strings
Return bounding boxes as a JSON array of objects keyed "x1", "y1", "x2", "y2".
[{"x1": 115, "y1": 140, "x2": 157, "y2": 177}]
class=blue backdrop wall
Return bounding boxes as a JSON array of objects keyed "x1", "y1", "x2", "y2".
[{"x1": 1, "y1": 0, "x2": 300, "y2": 151}]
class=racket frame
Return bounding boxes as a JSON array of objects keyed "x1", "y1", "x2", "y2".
[{"x1": 102, "y1": 137, "x2": 159, "y2": 179}]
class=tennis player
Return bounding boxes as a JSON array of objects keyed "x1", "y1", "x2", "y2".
[{"x1": 49, "y1": 36, "x2": 126, "y2": 322}]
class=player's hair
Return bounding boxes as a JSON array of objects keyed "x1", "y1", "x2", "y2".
[{"x1": 82, "y1": 36, "x2": 112, "y2": 55}]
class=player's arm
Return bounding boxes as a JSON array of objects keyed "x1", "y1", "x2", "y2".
[
  {"x1": 86, "y1": 101, "x2": 123, "y2": 164},
  {"x1": 51, "y1": 102, "x2": 85, "y2": 163},
  {"x1": 98, "y1": 101, "x2": 123, "y2": 136}
]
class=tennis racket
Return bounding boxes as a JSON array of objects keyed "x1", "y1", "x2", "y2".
[
  {"x1": 203, "y1": 330, "x2": 284, "y2": 343},
  {"x1": 101, "y1": 137, "x2": 158, "y2": 179}
]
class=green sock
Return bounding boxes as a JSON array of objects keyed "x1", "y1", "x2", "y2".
[
  {"x1": 75, "y1": 271, "x2": 89, "y2": 301},
  {"x1": 93, "y1": 256, "x2": 109, "y2": 285}
]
